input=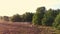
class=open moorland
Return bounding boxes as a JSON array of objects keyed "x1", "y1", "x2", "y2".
[{"x1": 0, "y1": 21, "x2": 59, "y2": 34}]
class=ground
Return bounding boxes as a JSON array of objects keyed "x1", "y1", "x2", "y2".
[{"x1": 0, "y1": 21, "x2": 59, "y2": 34}]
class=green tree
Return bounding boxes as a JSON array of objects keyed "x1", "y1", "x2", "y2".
[
  {"x1": 22, "y1": 12, "x2": 34, "y2": 22},
  {"x1": 42, "y1": 9, "x2": 60, "y2": 26},
  {"x1": 42, "y1": 9, "x2": 54, "y2": 26},
  {"x1": 53, "y1": 13, "x2": 60, "y2": 30},
  {"x1": 32, "y1": 7, "x2": 45, "y2": 25},
  {"x1": 11, "y1": 14, "x2": 22, "y2": 22}
]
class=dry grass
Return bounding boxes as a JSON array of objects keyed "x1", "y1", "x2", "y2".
[{"x1": 0, "y1": 21, "x2": 59, "y2": 34}]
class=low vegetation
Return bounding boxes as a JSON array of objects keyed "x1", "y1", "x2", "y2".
[{"x1": 0, "y1": 22, "x2": 58, "y2": 34}]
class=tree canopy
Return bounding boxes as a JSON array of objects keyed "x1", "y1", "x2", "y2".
[
  {"x1": 53, "y1": 13, "x2": 60, "y2": 30},
  {"x1": 22, "y1": 12, "x2": 34, "y2": 22},
  {"x1": 32, "y1": 7, "x2": 46, "y2": 25},
  {"x1": 11, "y1": 14, "x2": 22, "y2": 22}
]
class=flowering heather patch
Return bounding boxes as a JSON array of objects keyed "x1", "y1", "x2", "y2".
[{"x1": 0, "y1": 22, "x2": 57, "y2": 34}]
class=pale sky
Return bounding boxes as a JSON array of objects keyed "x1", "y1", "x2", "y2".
[{"x1": 0, "y1": 0, "x2": 60, "y2": 16}]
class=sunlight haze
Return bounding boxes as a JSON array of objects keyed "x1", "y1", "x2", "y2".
[{"x1": 0, "y1": 0, "x2": 60, "y2": 16}]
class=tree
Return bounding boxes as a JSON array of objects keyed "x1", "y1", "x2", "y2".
[
  {"x1": 32, "y1": 7, "x2": 46, "y2": 25},
  {"x1": 53, "y1": 13, "x2": 60, "y2": 30},
  {"x1": 42, "y1": 9, "x2": 54, "y2": 26},
  {"x1": 42, "y1": 9, "x2": 60, "y2": 26},
  {"x1": 22, "y1": 12, "x2": 34, "y2": 22},
  {"x1": 11, "y1": 14, "x2": 22, "y2": 22},
  {"x1": 3, "y1": 16, "x2": 10, "y2": 21}
]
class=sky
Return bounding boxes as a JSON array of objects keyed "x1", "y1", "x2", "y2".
[{"x1": 0, "y1": 0, "x2": 60, "y2": 16}]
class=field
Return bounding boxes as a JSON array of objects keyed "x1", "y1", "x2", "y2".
[{"x1": 0, "y1": 21, "x2": 59, "y2": 34}]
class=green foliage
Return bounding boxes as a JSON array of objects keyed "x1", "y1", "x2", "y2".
[
  {"x1": 11, "y1": 14, "x2": 22, "y2": 22},
  {"x1": 42, "y1": 9, "x2": 60, "y2": 26},
  {"x1": 22, "y1": 12, "x2": 34, "y2": 22},
  {"x1": 53, "y1": 13, "x2": 60, "y2": 30},
  {"x1": 32, "y1": 7, "x2": 45, "y2": 25},
  {"x1": 42, "y1": 9, "x2": 54, "y2": 26}
]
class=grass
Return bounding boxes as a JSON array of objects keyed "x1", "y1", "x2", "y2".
[{"x1": 0, "y1": 22, "x2": 59, "y2": 34}]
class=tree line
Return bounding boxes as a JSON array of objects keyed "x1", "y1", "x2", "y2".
[
  {"x1": 0, "y1": 7, "x2": 60, "y2": 30},
  {"x1": 0, "y1": 12, "x2": 34, "y2": 22},
  {"x1": 32, "y1": 7, "x2": 60, "y2": 30}
]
